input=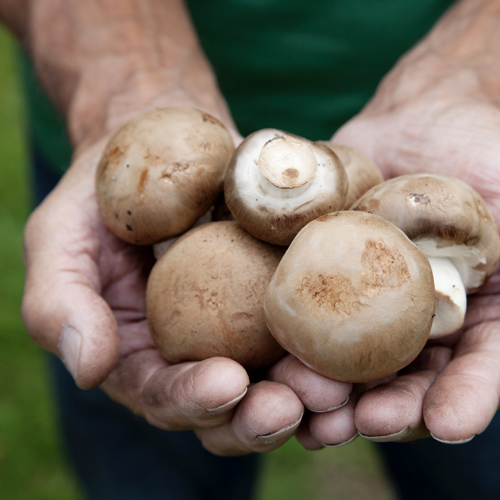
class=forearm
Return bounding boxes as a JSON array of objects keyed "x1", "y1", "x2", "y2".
[{"x1": 1, "y1": 0, "x2": 232, "y2": 153}]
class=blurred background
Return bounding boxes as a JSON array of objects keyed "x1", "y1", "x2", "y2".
[{"x1": 0, "y1": 25, "x2": 396, "y2": 500}]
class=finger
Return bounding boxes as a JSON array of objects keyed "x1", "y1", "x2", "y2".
[
  {"x1": 355, "y1": 346, "x2": 452, "y2": 442},
  {"x1": 461, "y1": 290, "x2": 500, "y2": 331},
  {"x1": 308, "y1": 394, "x2": 359, "y2": 447},
  {"x1": 424, "y1": 321, "x2": 500, "y2": 443},
  {"x1": 195, "y1": 381, "x2": 304, "y2": 456},
  {"x1": 297, "y1": 375, "x2": 397, "y2": 449},
  {"x1": 267, "y1": 354, "x2": 352, "y2": 412},
  {"x1": 102, "y1": 353, "x2": 250, "y2": 430},
  {"x1": 295, "y1": 413, "x2": 324, "y2": 450}
]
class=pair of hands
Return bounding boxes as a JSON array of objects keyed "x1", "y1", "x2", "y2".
[{"x1": 21, "y1": 37, "x2": 500, "y2": 456}]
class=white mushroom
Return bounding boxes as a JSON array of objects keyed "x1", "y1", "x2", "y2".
[
  {"x1": 351, "y1": 173, "x2": 500, "y2": 338},
  {"x1": 224, "y1": 129, "x2": 348, "y2": 245}
]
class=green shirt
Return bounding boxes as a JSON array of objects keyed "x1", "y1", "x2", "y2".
[{"x1": 20, "y1": 0, "x2": 454, "y2": 175}]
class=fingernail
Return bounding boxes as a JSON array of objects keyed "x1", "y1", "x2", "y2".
[
  {"x1": 360, "y1": 426, "x2": 411, "y2": 442},
  {"x1": 310, "y1": 396, "x2": 350, "y2": 413},
  {"x1": 206, "y1": 388, "x2": 248, "y2": 414},
  {"x1": 58, "y1": 326, "x2": 81, "y2": 381},
  {"x1": 321, "y1": 433, "x2": 359, "y2": 448},
  {"x1": 256, "y1": 413, "x2": 304, "y2": 445},
  {"x1": 431, "y1": 433, "x2": 475, "y2": 444}
]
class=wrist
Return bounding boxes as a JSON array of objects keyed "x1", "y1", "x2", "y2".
[
  {"x1": 70, "y1": 57, "x2": 235, "y2": 155},
  {"x1": 362, "y1": 0, "x2": 500, "y2": 117},
  {"x1": 25, "y1": 0, "x2": 237, "y2": 155},
  {"x1": 402, "y1": 0, "x2": 500, "y2": 71}
]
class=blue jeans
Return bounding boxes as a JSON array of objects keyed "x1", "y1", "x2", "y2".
[{"x1": 33, "y1": 146, "x2": 500, "y2": 499}]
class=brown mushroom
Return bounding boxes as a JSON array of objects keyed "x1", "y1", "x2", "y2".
[
  {"x1": 224, "y1": 129, "x2": 348, "y2": 246},
  {"x1": 316, "y1": 142, "x2": 384, "y2": 208},
  {"x1": 263, "y1": 211, "x2": 435, "y2": 383},
  {"x1": 351, "y1": 174, "x2": 500, "y2": 338},
  {"x1": 95, "y1": 107, "x2": 234, "y2": 245},
  {"x1": 146, "y1": 221, "x2": 286, "y2": 370}
]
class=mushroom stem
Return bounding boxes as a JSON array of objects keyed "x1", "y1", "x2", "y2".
[
  {"x1": 258, "y1": 136, "x2": 318, "y2": 190},
  {"x1": 224, "y1": 128, "x2": 348, "y2": 245},
  {"x1": 427, "y1": 257, "x2": 467, "y2": 338}
]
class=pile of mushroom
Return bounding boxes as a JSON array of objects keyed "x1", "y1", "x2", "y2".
[
  {"x1": 261, "y1": 173, "x2": 499, "y2": 382},
  {"x1": 95, "y1": 111, "x2": 500, "y2": 384},
  {"x1": 95, "y1": 108, "x2": 286, "y2": 371}
]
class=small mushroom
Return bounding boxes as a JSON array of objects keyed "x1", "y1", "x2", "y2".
[
  {"x1": 315, "y1": 142, "x2": 384, "y2": 208},
  {"x1": 351, "y1": 173, "x2": 500, "y2": 338},
  {"x1": 146, "y1": 221, "x2": 286, "y2": 370},
  {"x1": 224, "y1": 129, "x2": 348, "y2": 245},
  {"x1": 95, "y1": 107, "x2": 234, "y2": 245},
  {"x1": 264, "y1": 211, "x2": 435, "y2": 383}
]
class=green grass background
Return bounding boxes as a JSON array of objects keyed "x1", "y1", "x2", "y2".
[{"x1": 0, "y1": 25, "x2": 396, "y2": 500}]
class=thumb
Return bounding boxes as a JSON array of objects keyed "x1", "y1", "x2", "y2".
[{"x1": 21, "y1": 192, "x2": 120, "y2": 390}]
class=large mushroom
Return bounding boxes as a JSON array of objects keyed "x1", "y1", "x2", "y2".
[
  {"x1": 264, "y1": 211, "x2": 436, "y2": 383},
  {"x1": 146, "y1": 221, "x2": 286, "y2": 370},
  {"x1": 224, "y1": 129, "x2": 348, "y2": 246},
  {"x1": 351, "y1": 173, "x2": 500, "y2": 338},
  {"x1": 95, "y1": 107, "x2": 234, "y2": 245}
]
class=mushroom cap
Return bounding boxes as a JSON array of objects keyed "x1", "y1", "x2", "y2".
[
  {"x1": 225, "y1": 129, "x2": 348, "y2": 246},
  {"x1": 146, "y1": 221, "x2": 286, "y2": 370},
  {"x1": 316, "y1": 142, "x2": 384, "y2": 208},
  {"x1": 96, "y1": 107, "x2": 234, "y2": 245},
  {"x1": 264, "y1": 211, "x2": 435, "y2": 383},
  {"x1": 351, "y1": 174, "x2": 500, "y2": 293}
]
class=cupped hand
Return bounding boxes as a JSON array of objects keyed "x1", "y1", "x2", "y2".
[
  {"x1": 321, "y1": 36, "x2": 500, "y2": 444},
  {"x1": 21, "y1": 138, "x2": 355, "y2": 455}
]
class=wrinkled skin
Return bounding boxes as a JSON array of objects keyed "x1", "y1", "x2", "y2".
[
  {"x1": 19, "y1": 0, "x2": 500, "y2": 456},
  {"x1": 21, "y1": 130, "x2": 352, "y2": 457},
  {"x1": 296, "y1": 7, "x2": 500, "y2": 447},
  {"x1": 18, "y1": 0, "x2": 352, "y2": 457}
]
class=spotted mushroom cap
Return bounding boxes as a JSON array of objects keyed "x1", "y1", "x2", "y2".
[
  {"x1": 264, "y1": 211, "x2": 435, "y2": 383},
  {"x1": 351, "y1": 174, "x2": 500, "y2": 293},
  {"x1": 147, "y1": 221, "x2": 286, "y2": 370},
  {"x1": 224, "y1": 129, "x2": 348, "y2": 246},
  {"x1": 96, "y1": 107, "x2": 234, "y2": 245}
]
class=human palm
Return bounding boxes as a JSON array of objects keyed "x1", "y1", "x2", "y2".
[
  {"x1": 319, "y1": 53, "x2": 500, "y2": 445},
  {"x1": 22, "y1": 139, "x2": 355, "y2": 455}
]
